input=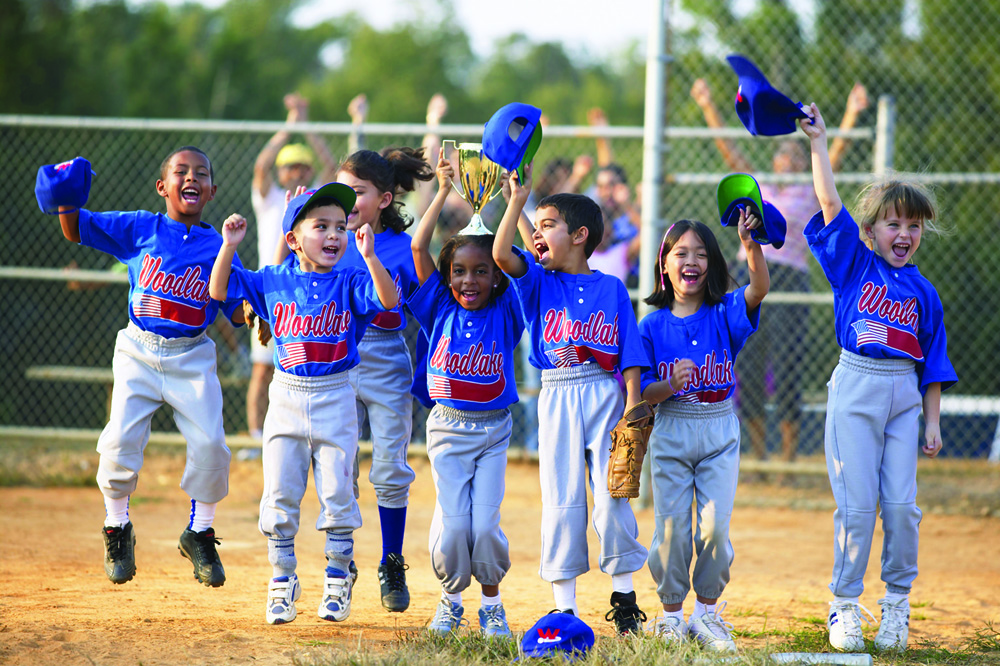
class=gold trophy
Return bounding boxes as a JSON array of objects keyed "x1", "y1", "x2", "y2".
[{"x1": 443, "y1": 140, "x2": 502, "y2": 236}]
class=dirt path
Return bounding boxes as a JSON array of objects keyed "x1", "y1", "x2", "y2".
[{"x1": 1, "y1": 453, "x2": 997, "y2": 665}]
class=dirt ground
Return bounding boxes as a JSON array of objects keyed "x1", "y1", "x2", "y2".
[{"x1": 1, "y1": 450, "x2": 998, "y2": 666}]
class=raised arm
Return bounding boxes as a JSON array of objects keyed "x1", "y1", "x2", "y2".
[
  {"x1": 346, "y1": 93, "x2": 368, "y2": 154},
  {"x1": 356, "y1": 223, "x2": 399, "y2": 309},
  {"x1": 737, "y1": 208, "x2": 770, "y2": 313},
  {"x1": 210, "y1": 214, "x2": 247, "y2": 302},
  {"x1": 691, "y1": 78, "x2": 753, "y2": 172},
  {"x1": 58, "y1": 207, "x2": 81, "y2": 243},
  {"x1": 412, "y1": 147, "x2": 454, "y2": 285},
  {"x1": 828, "y1": 83, "x2": 869, "y2": 173},
  {"x1": 493, "y1": 165, "x2": 533, "y2": 278},
  {"x1": 414, "y1": 94, "x2": 448, "y2": 217},
  {"x1": 252, "y1": 95, "x2": 297, "y2": 199},
  {"x1": 587, "y1": 108, "x2": 614, "y2": 168},
  {"x1": 295, "y1": 94, "x2": 338, "y2": 184},
  {"x1": 800, "y1": 104, "x2": 843, "y2": 225}
]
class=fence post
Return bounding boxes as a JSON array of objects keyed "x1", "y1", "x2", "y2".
[{"x1": 873, "y1": 95, "x2": 895, "y2": 176}]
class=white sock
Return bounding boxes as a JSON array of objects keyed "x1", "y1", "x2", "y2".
[
  {"x1": 189, "y1": 500, "x2": 217, "y2": 532},
  {"x1": 104, "y1": 495, "x2": 130, "y2": 527},
  {"x1": 883, "y1": 591, "x2": 908, "y2": 604},
  {"x1": 552, "y1": 578, "x2": 578, "y2": 615},
  {"x1": 482, "y1": 593, "x2": 502, "y2": 607},
  {"x1": 834, "y1": 595, "x2": 860, "y2": 605},
  {"x1": 611, "y1": 572, "x2": 633, "y2": 594},
  {"x1": 444, "y1": 591, "x2": 463, "y2": 606},
  {"x1": 692, "y1": 599, "x2": 717, "y2": 619},
  {"x1": 663, "y1": 609, "x2": 685, "y2": 622}
]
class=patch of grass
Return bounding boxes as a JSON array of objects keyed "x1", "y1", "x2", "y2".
[
  {"x1": 0, "y1": 442, "x2": 97, "y2": 487},
  {"x1": 911, "y1": 600, "x2": 934, "y2": 609},
  {"x1": 963, "y1": 621, "x2": 1000, "y2": 653}
]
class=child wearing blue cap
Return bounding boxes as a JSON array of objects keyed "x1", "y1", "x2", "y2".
[
  {"x1": 39, "y1": 147, "x2": 246, "y2": 590},
  {"x1": 209, "y1": 184, "x2": 399, "y2": 625}
]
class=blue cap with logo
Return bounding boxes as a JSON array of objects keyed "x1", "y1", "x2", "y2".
[
  {"x1": 281, "y1": 182, "x2": 357, "y2": 237},
  {"x1": 35, "y1": 157, "x2": 95, "y2": 215},
  {"x1": 519, "y1": 612, "x2": 595, "y2": 661},
  {"x1": 726, "y1": 54, "x2": 808, "y2": 136},
  {"x1": 483, "y1": 102, "x2": 543, "y2": 182}
]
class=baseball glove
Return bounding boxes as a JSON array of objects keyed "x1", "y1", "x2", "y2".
[
  {"x1": 607, "y1": 400, "x2": 655, "y2": 499},
  {"x1": 243, "y1": 300, "x2": 272, "y2": 346}
]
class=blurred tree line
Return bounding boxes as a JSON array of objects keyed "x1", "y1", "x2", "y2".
[{"x1": 2, "y1": 0, "x2": 999, "y2": 396}]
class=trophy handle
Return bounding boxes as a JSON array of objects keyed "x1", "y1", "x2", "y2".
[{"x1": 441, "y1": 140, "x2": 466, "y2": 199}]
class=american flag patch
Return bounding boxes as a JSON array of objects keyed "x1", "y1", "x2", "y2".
[
  {"x1": 276, "y1": 340, "x2": 347, "y2": 370},
  {"x1": 544, "y1": 345, "x2": 618, "y2": 372},
  {"x1": 428, "y1": 374, "x2": 452, "y2": 400},
  {"x1": 851, "y1": 319, "x2": 924, "y2": 361},
  {"x1": 131, "y1": 293, "x2": 206, "y2": 327}
]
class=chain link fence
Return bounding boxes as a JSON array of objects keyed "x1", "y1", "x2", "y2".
[{"x1": 1, "y1": 109, "x2": 998, "y2": 460}]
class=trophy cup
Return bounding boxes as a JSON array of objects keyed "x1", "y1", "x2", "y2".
[{"x1": 442, "y1": 140, "x2": 502, "y2": 236}]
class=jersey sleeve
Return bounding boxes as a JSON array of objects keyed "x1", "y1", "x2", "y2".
[
  {"x1": 499, "y1": 284, "x2": 526, "y2": 341},
  {"x1": 347, "y1": 269, "x2": 389, "y2": 320},
  {"x1": 225, "y1": 264, "x2": 268, "y2": 323},
  {"x1": 616, "y1": 280, "x2": 648, "y2": 372},
  {"x1": 218, "y1": 252, "x2": 246, "y2": 324},
  {"x1": 77, "y1": 209, "x2": 141, "y2": 262},
  {"x1": 917, "y1": 288, "x2": 959, "y2": 392},
  {"x1": 507, "y1": 245, "x2": 541, "y2": 320},
  {"x1": 637, "y1": 315, "x2": 661, "y2": 395},
  {"x1": 804, "y1": 206, "x2": 869, "y2": 293},
  {"x1": 727, "y1": 285, "x2": 760, "y2": 356},
  {"x1": 407, "y1": 271, "x2": 448, "y2": 337}
]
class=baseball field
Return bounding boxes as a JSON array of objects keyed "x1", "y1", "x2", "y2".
[{"x1": 1, "y1": 440, "x2": 998, "y2": 665}]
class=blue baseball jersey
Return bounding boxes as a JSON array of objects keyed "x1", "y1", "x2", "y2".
[
  {"x1": 339, "y1": 228, "x2": 417, "y2": 332},
  {"x1": 77, "y1": 209, "x2": 243, "y2": 338},
  {"x1": 508, "y1": 247, "x2": 648, "y2": 373},
  {"x1": 225, "y1": 262, "x2": 386, "y2": 377},
  {"x1": 805, "y1": 206, "x2": 957, "y2": 392},
  {"x1": 638, "y1": 286, "x2": 759, "y2": 402},
  {"x1": 408, "y1": 271, "x2": 524, "y2": 411}
]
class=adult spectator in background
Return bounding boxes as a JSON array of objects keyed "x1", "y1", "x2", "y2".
[
  {"x1": 245, "y1": 92, "x2": 338, "y2": 449},
  {"x1": 691, "y1": 78, "x2": 869, "y2": 465}
]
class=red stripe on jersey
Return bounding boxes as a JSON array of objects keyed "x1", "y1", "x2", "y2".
[
  {"x1": 427, "y1": 372, "x2": 506, "y2": 404},
  {"x1": 132, "y1": 294, "x2": 207, "y2": 327},
  {"x1": 277, "y1": 340, "x2": 348, "y2": 370}
]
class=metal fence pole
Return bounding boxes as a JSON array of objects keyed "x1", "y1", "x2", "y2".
[{"x1": 873, "y1": 95, "x2": 896, "y2": 176}]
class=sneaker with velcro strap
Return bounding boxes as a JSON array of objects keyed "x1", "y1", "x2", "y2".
[
  {"x1": 266, "y1": 574, "x2": 301, "y2": 625},
  {"x1": 318, "y1": 567, "x2": 354, "y2": 622}
]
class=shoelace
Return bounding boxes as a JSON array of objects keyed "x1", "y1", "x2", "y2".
[
  {"x1": 432, "y1": 601, "x2": 466, "y2": 629},
  {"x1": 696, "y1": 601, "x2": 735, "y2": 639},
  {"x1": 194, "y1": 530, "x2": 222, "y2": 565},
  {"x1": 605, "y1": 604, "x2": 648, "y2": 631},
  {"x1": 481, "y1": 605, "x2": 508, "y2": 630},
  {"x1": 105, "y1": 527, "x2": 129, "y2": 559},
  {"x1": 879, "y1": 600, "x2": 909, "y2": 637},
  {"x1": 380, "y1": 555, "x2": 408, "y2": 590},
  {"x1": 830, "y1": 601, "x2": 876, "y2": 632},
  {"x1": 647, "y1": 615, "x2": 686, "y2": 637}
]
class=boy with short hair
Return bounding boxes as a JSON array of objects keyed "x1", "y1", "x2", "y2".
[
  {"x1": 209, "y1": 184, "x2": 398, "y2": 625},
  {"x1": 42, "y1": 146, "x2": 246, "y2": 588},
  {"x1": 493, "y1": 167, "x2": 650, "y2": 634}
]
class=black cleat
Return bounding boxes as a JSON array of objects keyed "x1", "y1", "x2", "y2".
[
  {"x1": 103, "y1": 522, "x2": 137, "y2": 584},
  {"x1": 178, "y1": 527, "x2": 226, "y2": 587},
  {"x1": 377, "y1": 552, "x2": 410, "y2": 612},
  {"x1": 606, "y1": 590, "x2": 647, "y2": 635}
]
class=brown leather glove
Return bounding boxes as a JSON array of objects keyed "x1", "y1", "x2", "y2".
[{"x1": 607, "y1": 401, "x2": 655, "y2": 499}]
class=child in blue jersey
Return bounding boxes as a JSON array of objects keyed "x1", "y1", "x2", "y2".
[
  {"x1": 493, "y1": 165, "x2": 651, "y2": 635},
  {"x1": 48, "y1": 146, "x2": 245, "y2": 589},
  {"x1": 801, "y1": 104, "x2": 957, "y2": 652},
  {"x1": 639, "y1": 215, "x2": 769, "y2": 652},
  {"x1": 408, "y1": 149, "x2": 533, "y2": 638},
  {"x1": 209, "y1": 183, "x2": 398, "y2": 626},
  {"x1": 337, "y1": 147, "x2": 434, "y2": 612}
]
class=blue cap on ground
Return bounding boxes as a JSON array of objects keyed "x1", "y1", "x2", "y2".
[{"x1": 519, "y1": 612, "x2": 595, "y2": 661}]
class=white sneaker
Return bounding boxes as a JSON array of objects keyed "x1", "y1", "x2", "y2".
[
  {"x1": 646, "y1": 615, "x2": 688, "y2": 645},
  {"x1": 428, "y1": 599, "x2": 466, "y2": 634},
  {"x1": 266, "y1": 574, "x2": 301, "y2": 625},
  {"x1": 688, "y1": 602, "x2": 737, "y2": 652},
  {"x1": 827, "y1": 600, "x2": 875, "y2": 651},
  {"x1": 875, "y1": 597, "x2": 910, "y2": 651},
  {"x1": 317, "y1": 569, "x2": 353, "y2": 622}
]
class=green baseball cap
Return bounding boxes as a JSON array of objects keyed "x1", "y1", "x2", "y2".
[{"x1": 716, "y1": 173, "x2": 786, "y2": 248}]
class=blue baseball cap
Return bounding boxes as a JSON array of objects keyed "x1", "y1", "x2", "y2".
[
  {"x1": 726, "y1": 54, "x2": 808, "y2": 136},
  {"x1": 483, "y1": 102, "x2": 543, "y2": 182},
  {"x1": 519, "y1": 612, "x2": 594, "y2": 661},
  {"x1": 717, "y1": 173, "x2": 787, "y2": 249},
  {"x1": 281, "y1": 182, "x2": 357, "y2": 236},
  {"x1": 35, "y1": 157, "x2": 95, "y2": 215}
]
